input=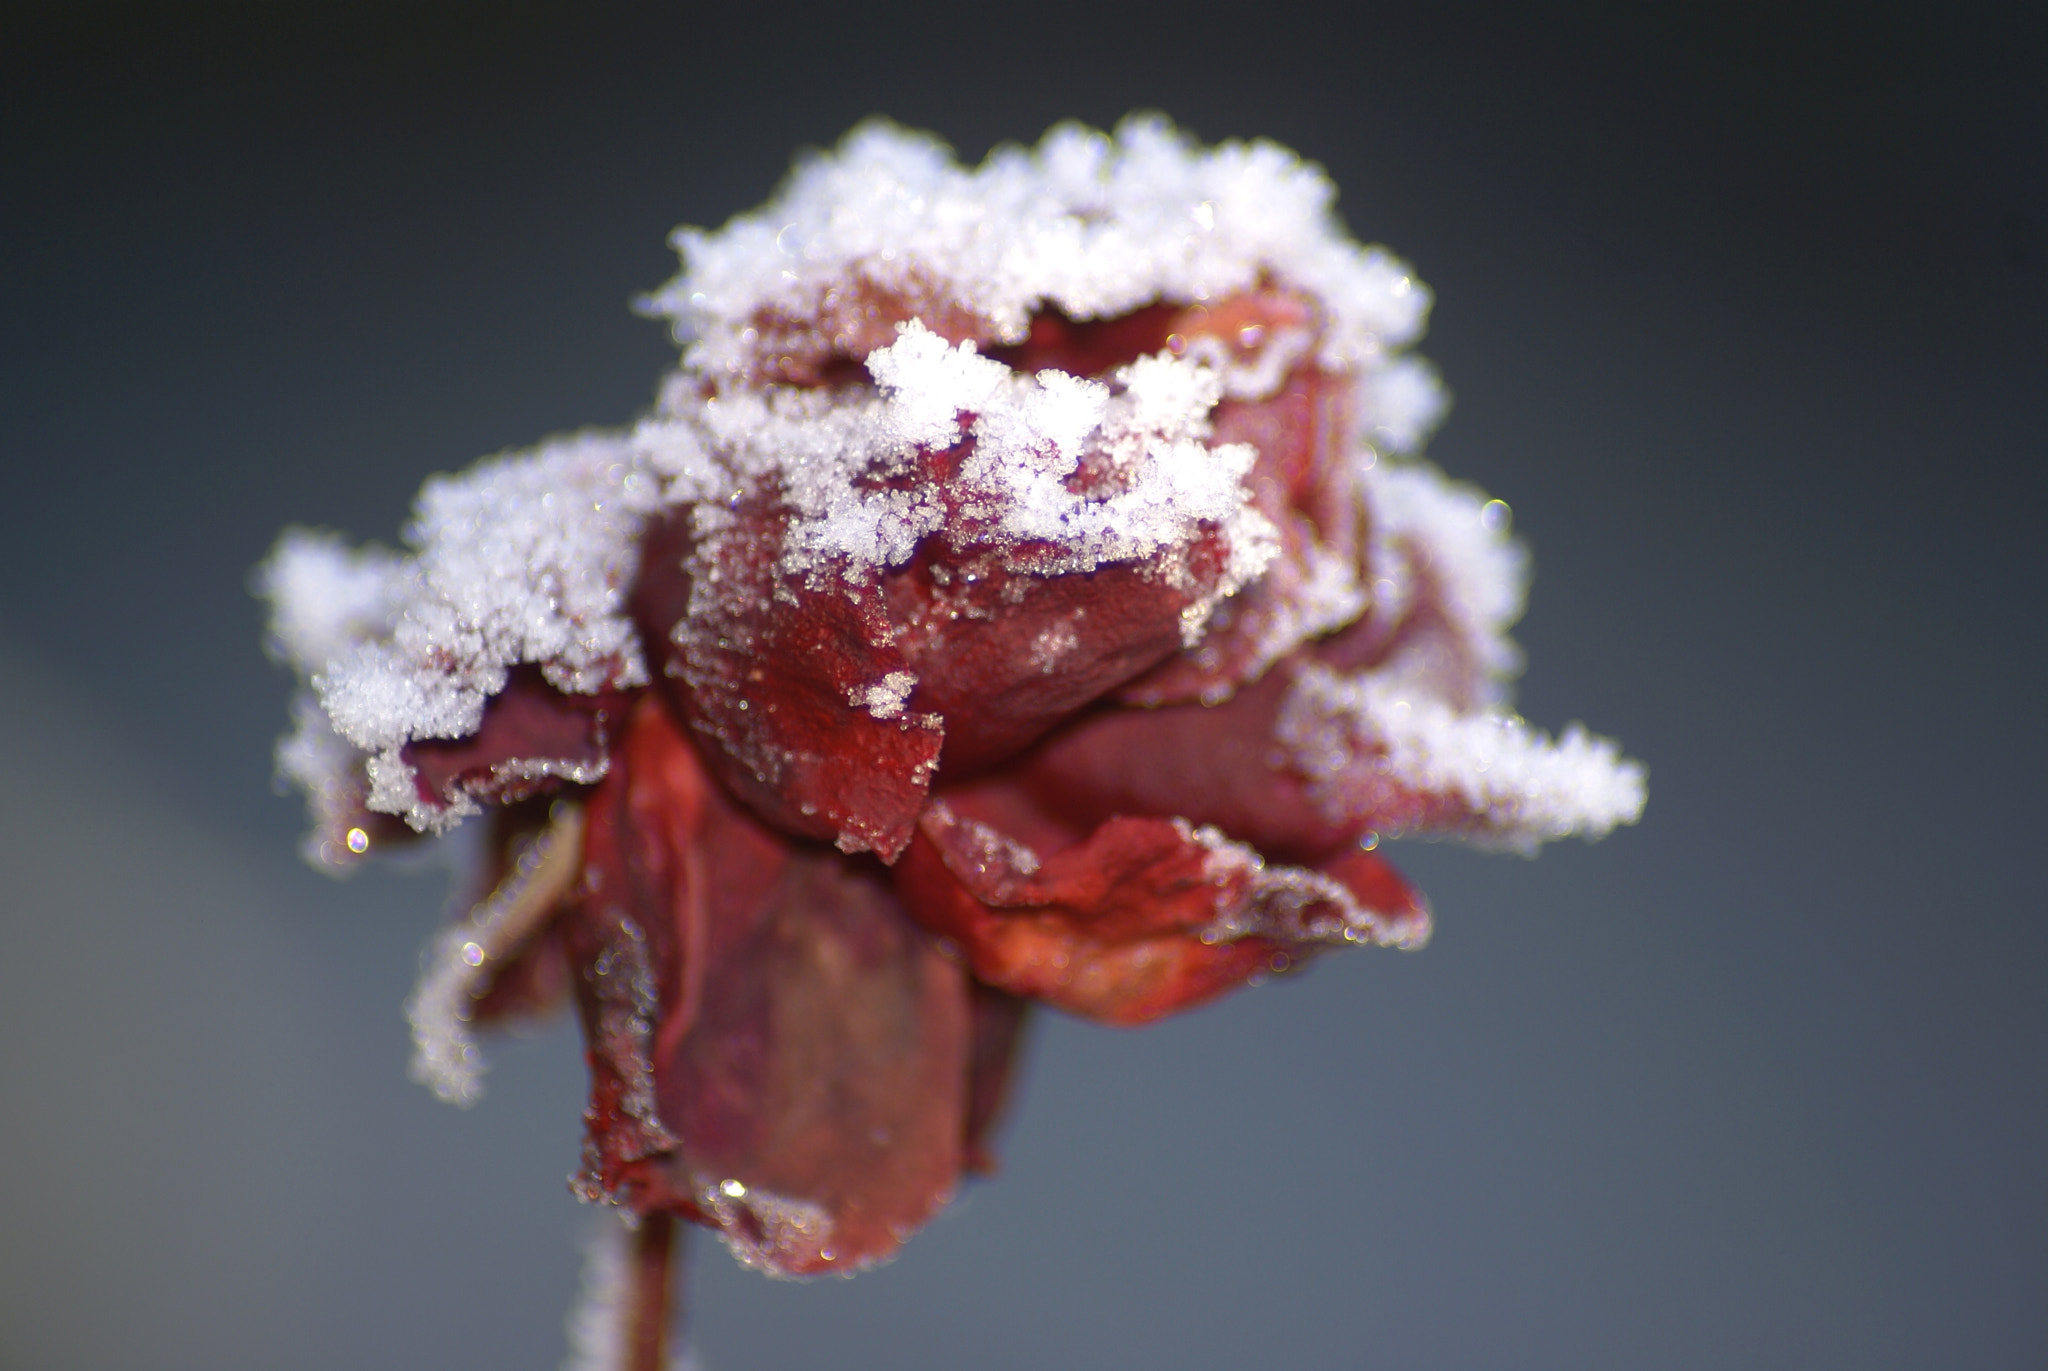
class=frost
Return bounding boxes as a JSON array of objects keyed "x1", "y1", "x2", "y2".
[
  {"x1": 644, "y1": 116, "x2": 1435, "y2": 397},
  {"x1": 688, "y1": 325, "x2": 1278, "y2": 606},
  {"x1": 1364, "y1": 459, "x2": 1531, "y2": 701},
  {"x1": 858, "y1": 670, "x2": 918, "y2": 721},
  {"x1": 406, "y1": 803, "x2": 586, "y2": 1106},
  {"x1": 256, "y1": 529, "x2": 405, "y2": 676},
  {"x1": 696, "y1": 1180, "x2": 839, "y2": 1278},
  {"x1": 260, "y1": 433, "x2": 664, "y2": 832},
  {"x1": 1358, "y1": 355, "x2": 1449, "y2": 454},
  {"x1": 273, "y1": 693, "x2": 372, "y2": 869},
  {"x1": 1278, "y1": 664, "x2": 1647, "y2": 852}
]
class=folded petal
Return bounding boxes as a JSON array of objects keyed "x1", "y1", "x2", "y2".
[
  {"x1": 403, "y1": 666, "x2": 630, "y2": 819},
  {"x1": 894, "y1": 799, "x2": 1425, "y2": 1026}
]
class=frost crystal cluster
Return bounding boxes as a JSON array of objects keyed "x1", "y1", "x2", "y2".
[{"x1": 261, "y1": 117, "x2": 1644, "y2": 1365}]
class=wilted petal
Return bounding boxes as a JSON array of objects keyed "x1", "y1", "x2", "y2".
[
  {"x1": 566, "y1": 698, "x2": 969, "y2": 1275},
  {"x1": 1003, "y1": 663, "x2": 1361, "y2": 864},
  {"x1": 632, "y1": 501, "x2": 944, "y2": 860},
  {"x1": 404, "y1": 666, "x2": 629, "y2": 819},
  {"x1": 895, "y1": 799, "x2": 1424, "y2": 1026},
  {"x1": 658, "y1": 853, "x2": 968, "y2": 1276},
  {"x1": 883, "y1": 539, "x2": 1228, "y2": 776}
]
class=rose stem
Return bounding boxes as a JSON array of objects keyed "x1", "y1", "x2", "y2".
[{"x1": 623, "y1": 1213, "x2": 681, "y2": 1371}]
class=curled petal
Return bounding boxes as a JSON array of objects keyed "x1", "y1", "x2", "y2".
[
  {"x1": 403, "y1": 666, "x2": 629, "y2": 821},
  {"x1": 1004, "y1": 663, "x2": 1361, "y2": 864},
  {"x1": 883, "y1": 538, "x2": 1232, "y2": 776},
  {"x1": 894, "y1": 799, "x2": 1425, "y2": 1026}
]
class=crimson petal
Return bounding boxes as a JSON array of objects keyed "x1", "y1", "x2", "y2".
[
  {"x1": 894, "y1": 799, "x2": 1425, "y2": 1027},
  {"x1": 567, "y1": 698, "x2": 968, "y2": 1276},
  {"x1": 403, "y1": 665, "x2": 629, "y2": 818}
]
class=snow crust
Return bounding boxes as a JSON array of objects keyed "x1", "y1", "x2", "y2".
[
  {"x1": 261, "y1": 433, "x2": 664, "y2": 831},
  {"x1": 1278, "y1": 663, "x2": 1647, "y2": 852},
  {"x1": 644, "y1": 117, "x2": 1440, "y2": 448},
  {"x1": 684, "y1": 323, "x2": 1276, "y2": 616},
  {"x1": 1364, "y1": 458, "x2": 1530, "y2": 702}
]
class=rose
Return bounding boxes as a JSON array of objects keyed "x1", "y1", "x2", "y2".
[{"x1": 261, "y1": 117, "x2": 1644, "y2": 1362}]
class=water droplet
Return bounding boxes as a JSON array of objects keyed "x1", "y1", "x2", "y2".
[
  {"x1": 460, "y1": 941, "x2": 485, "y2": 967},
  {"x1": 345, "y1": 827, "x2": 370, "y2": 854},
  {"x1": 1359, "y1": 831, "x2": 1380, "y2": 851},
  {"x1": 1480, "y1": 499, "x2": 1511, "y2": 533},
  {"x1": 720, "y1": 1178, "x2": 748, "y2": 1198}
]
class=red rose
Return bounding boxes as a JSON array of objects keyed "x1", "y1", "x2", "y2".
[{"x1": 262, "y1": 118, "x2": 1642, "y2": 1366}]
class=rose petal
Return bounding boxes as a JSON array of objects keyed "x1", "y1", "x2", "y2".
[
  {"x1": 884, "y1": 537, "x2": 1226, "y2": 776},
  {"x1": 895, "y1": 799, "x2": 1424, "y2": 1026},
  {"x1": 403, "y1": 665, "x2": 628, "y2": 816},
  {"x1": 660, "y1": 852, "x2": 968, "y2": 1276},
  {"x1": 566, "y1": 698, "x2": 969, "y2": 1275},
  {"x1": 1005, "y1": 662, "x2": 1363, "y2": 864},
  {"x1": 633, "y1": 504, "x2": 943, "y2": 861}
]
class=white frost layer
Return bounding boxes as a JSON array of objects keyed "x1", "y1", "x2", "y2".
[
  {"x1": 407, "y1": 803, "x2": 585, "y2": 1105},
  {"x1": 1364, "y1": 459, "x2": 1529, "y2": 701},
  {"x1": 645, "y1": 117, "x2": 1435, "y2": 412},
  {"x1": 257, "y1": 529, "x2": 406, "y2": 675},
  {"x1": 1279, "y1": 664, "x2": 1646, "y2": 852},
  {"x1": 263, "y1": 433, "x2": 663, "y2": 829},
  {"x1": 687, "y1": 323, "x2": 1278, "y2": 630}
]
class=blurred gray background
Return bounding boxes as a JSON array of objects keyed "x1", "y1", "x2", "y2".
[{"x1": 3, "y1": 2, "x2": 2044, "y2": 1367}]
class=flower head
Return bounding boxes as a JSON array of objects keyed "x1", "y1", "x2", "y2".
[{"x1": 262, "y1": 116, "x2": 1643, "y2": 1354}]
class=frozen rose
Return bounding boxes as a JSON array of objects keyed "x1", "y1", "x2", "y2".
[{"x1": 261, "y1": 117, "x2": 1644, "y2": 1366}]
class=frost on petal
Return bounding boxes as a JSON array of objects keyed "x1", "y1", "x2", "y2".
[
  {"x1": 1324, "y1": 459, "x2": 1529, "y2": 710},
  {"x1": 1276, "y1": 663, "x2": 1647, "y2": 851},
  {"x1": 402, "y1": 667, "x2": 631, "y2": 820},
  {"x1": 631, "y1": 503, "x2": 945, "y2": 861},
  {"x1": 407, "y1": 801, "x2": 585, "y2": 1106},
  {"x1": 894, "y1": 799, "x2": 1426, "y2": 1026},
  {"x1": 631, "y1": 328, "x2": 1287, "y2": 853},
  {"x1": 566, "y1": 700, "x2": 969, "y2": 1276},
  {"x1": 272, "y1": 692, "x2": 414, "y2": 870},
  {"x1": 295, "y1": 433, "x2": 665, "y2": 834}
]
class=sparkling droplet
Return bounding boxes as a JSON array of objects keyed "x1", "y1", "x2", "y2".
[
  {"x1": 345, "y1": 827, "x2": 370, "y2": 854},
  {"x1": 1480, "y1": 499, "x2": 1512, "y2": 533},
  {"x1": 460, "y1": 941, "x2": 485, "y2": 967},
  {"x1": 720, "y1": 1178, "x2": 748, "y2": 1198}
]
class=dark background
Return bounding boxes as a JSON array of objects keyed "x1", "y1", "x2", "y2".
[{"x1": 3, "y1": 2, "x2": 2044, "y2": 1368}]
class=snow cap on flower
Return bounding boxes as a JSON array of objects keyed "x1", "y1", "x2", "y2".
[
  {"x1": 259, "y1": 114, "x2": 1647, "y2": 1317},
  {"x1": 643, "y1": 117, "x2": 1437, "y2": 435}
]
